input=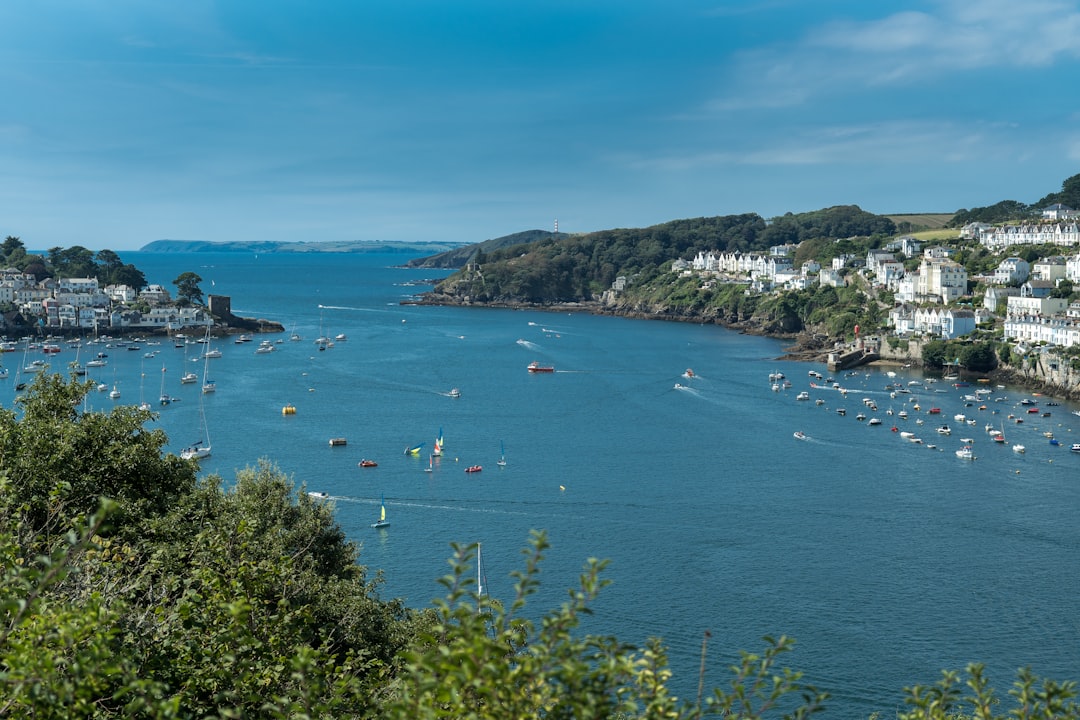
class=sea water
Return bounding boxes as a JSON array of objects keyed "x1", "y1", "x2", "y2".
[{"x1": 5, "y1": 251, "x2": 1079, "y2": 718}]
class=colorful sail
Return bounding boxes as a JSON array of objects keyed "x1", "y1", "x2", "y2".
[
  {"x1": 380, "y1": 495, "x2": 386, "y2": 522},
  {"x1": 404, "y1": 442, "x2": 424, "y2": 455}
]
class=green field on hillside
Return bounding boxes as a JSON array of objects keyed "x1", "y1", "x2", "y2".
[
  {"x1": 885, "y1": 212, "x2": 954, "y2": 229},
  {"x1": 885, "y1": 213, "x2": 955, "y2": 229}
]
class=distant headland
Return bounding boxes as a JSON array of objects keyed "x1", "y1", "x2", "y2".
[{"x1": 139, "y1": 239, "x2": 468, "y2": 254}]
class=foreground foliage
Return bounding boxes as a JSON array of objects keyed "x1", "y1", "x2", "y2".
[{"x1": 0, "y1": 375, "x2": 1076, "y2": 718}]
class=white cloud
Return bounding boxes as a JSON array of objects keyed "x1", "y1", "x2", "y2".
[
  {"x1": 619, "y1": 120, "x2": 1016, "y2": 171},
  {"x1": 716, "y1": 0, "x2": 1080, "y2": 109}
]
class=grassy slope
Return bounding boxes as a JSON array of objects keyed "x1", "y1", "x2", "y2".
[{"x1": 883, "y1": 213, "x2": 955, "y2": 229}]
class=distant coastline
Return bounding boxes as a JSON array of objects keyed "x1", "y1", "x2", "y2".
[{"x1": 139, "y1": 239, "x2": 469, "y2": 254}]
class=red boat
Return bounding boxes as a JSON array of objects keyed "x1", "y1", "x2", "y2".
[
  {"x1": 358, "y1": 459, "x2": 378, "y2": 468},
  {"x1": 464, "y1": 465, "x2": 482, "y2": 473},
  {"x1": 527, "y1": 361, "x2": 554, "y2": 373},
  {"x1": 928, "y1": 408, "x2": 941, "y2": 414}
]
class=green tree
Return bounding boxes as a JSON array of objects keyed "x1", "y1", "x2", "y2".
[
  {"x1": 922, "y1": 340, "x2": 948, "y2": 368},
  {"x1": 0, "y1": 373, "x2": 197, "y2": 546},
  {"x1": 113, "y1": 263, "x2": 147, "y2": 290},
  {"x1": 173, "y1": 271, "x2": 205, "y2": 306},
  {"x1": 959, "y1": 342, "x2": 998, "y2": 372},
  {"x1": 1, "y1": 235, "x2": 24, "y2": 262}
]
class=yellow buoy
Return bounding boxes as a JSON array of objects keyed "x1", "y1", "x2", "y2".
[{"x1": 282, "y1": 404, "x2": 296, "y2": 416}]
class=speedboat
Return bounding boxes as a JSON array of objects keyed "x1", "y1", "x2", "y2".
[
  {"x1": 1013, "y1": 445, "x2": 1026, "y2": 454},
  {"x1": 358, "y1": 459, "x2": 378, "y2": 468},
  {"x1": 1071, "y1": 444, "x2": 1080, "y2": 453},
  {"x1": 796, "y1": 391, "x2": 810, "y2": 401},
  {"x1": 464, "y1": 465, "x2": 483, "y2": 473},
  {"x1": 793, "y1": 431, "x2": 807, "y2": 440},
  {"x1": 448, "y1": 388, "x2": 461, "y2": 398},
  {"x1": 308, "y1": 491, "x2": 329, "y2": 499},
  {"x1": 936, "y1": 426, "x2": 951, "y2": 435},
  {"x1": 955, "y1": 446, "x2": 975, "y2": 460},
  {"x1": 527, "y1": 361, "x2": 554, "y2": 373}
]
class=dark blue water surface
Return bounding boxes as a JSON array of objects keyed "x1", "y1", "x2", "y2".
[{"x1": 6, "y1": 251, "x2": 1079, "y2": 718}]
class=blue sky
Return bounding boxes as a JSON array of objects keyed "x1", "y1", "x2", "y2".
[{"x1": 3, "y1": 1, "x2": 1079, "y2": 251}]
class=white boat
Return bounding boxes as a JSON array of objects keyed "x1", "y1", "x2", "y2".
[
  {"x1": 868, "y1": 417, "x2": 882, "y2": 426},
  {"x1": 24, "y1": 359, "x2": 49, "y2": 373},
  {"x1": 159, "y1": 365, "x2": 172, "y2": 405},
  {"x1": 180, "y1": 371, "x2": 198, "y2": 384},
  {"x1": 371, "y1": 494, "x2": 390, "y2": 529},
  {"x1": 793, "y1": 431, "x2": 808, "y2": 440},
  {"x1": 1071, "y1": 443, "x2": 1080, "y2": 453},
  {"x1": 202, "y1": 333, "x2": 217, "y2": 392},
  {"x1": 109, "y1": 384, "x2": 121, "y2": 399},
  {"x1": 497, "y1": 440, "x2": 507, "y2": 466},
  {"x1": 796, "y1": 391, "x2": 810, "y2": 401},
  {"x1": 86, "y1": 358, "x2": 107, "y2": 368},
  {"x1": 955, "y1": 446, "x2": 975, "y2": 460},
  {"x1": 448, "y1": 388, "x2": 461, "y2": 398},
  {"x1": 937, "y1": 426, "x2": 951, "y2": 435},
  {"x1": 181, "y1": 375, "x2": 212, "y2": 461},
  {"x1": 308, "y1": 491, "x2": 329, "y2": 500},
  {"x1": 900, "y1": 431, "x2": 915, "y2": 439},
  {"x1": 1012, "y1": 444, "x2": 1026, "y2": 454}
]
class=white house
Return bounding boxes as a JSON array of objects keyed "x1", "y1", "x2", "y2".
[
  {"x1": 923, "y1": 246, "x2": 956, "y2": 260},
  {"x1": 979, "y1": 222, "x2": 1080, "y2": 250},
  {"x1": 866, "y1": 250, "x2": 896, "y2": 275},
  {"x1": 983, "y1": 286, "x2": 1020, "y2": 313},
  {"x1": 884, "y1": 236, "x2": 923, "y2": 256},
  {"x1": 831, "y1": 253, "x2": 856, "y2": 270},
  {"x1": 1067, "y1": 253, "x2": 1080, "y2": 283},
  {"x1": 1006, "y1": 282, "x2": 1067, "y2": 317},
  {"x1": 1041, "y1": 203, "x2": 1076, "y2": 221},
  {"x1": 993, "y1": 257, "x2": 1030, "y2": 285},
  {"x1": 1032, "y1": 256, "x2": 1067, "y2": 283},
  {"x1": 960, "y1": 222, "x2": 993, "y2": 240},
  {"x1": 819, "y1": 268, "x2": 844, "y2": 288},
  {"x1": 896, "y1": 274, "x2": 919, "y2": 304},
  {"x1": 1003, "y1": 315, "x2": 1080, "y2": 346},
  {"x1": 919, "y1": 258, "x2": 967, "y2": 303},
  {"x1": 876, "y1": 260, "x2": 905, "y2": 289}
]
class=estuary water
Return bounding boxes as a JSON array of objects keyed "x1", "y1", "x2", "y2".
[{"x1": 6, "y1": 251, "x2": 1080, "y2": 718}]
